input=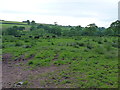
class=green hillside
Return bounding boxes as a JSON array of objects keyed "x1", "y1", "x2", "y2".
[
  {"x1": 2, "y1": 20, "x2": 119, "y2": 88},
  {"x1": 1, "y1": 21, "x2": 30, "y2": 31}
]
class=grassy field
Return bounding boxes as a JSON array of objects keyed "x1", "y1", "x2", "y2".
[
  {"x1": 0, "y1": 21, "x2": 27, "y2": 25},
  {"x1": 0, "y1": 21, "x2": 30, "y2": 31},
  {"x1": 1, "y1": 20, "x2": 119, "y2": 88},
  {"x1": 2, "y1": 35, "x2": 118, "y2": 88}
]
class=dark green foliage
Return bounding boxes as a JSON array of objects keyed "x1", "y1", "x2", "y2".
[
  {"x1": 28, "y1": 61, "x2": 34, "y2": 65},
  {"x1": 31, "y1": 20, "x2": 36, "y2": 25},
  {"x1": 112, "y1": 43, "x2": 118, "y2": 48},
  {"x1": 2, "y1": 20, "x2": 120, "y2": 37},
  {"x1": 49, "y1": 26, "x2": 62, "y2": 36},
  {"x1": 27, "y1": 20, "x2": 30, "y2": 25},
  {"x1": 87, "y1": 43, "x2": 94, "y2": 49},
  {"x1": 103, "y1": 20, "x2": 120, "y2": 36},
  {"x1": 98, "y1": 41, "x2": 103, "y2": 44},
  {"x1": 30, "y1": 26, "x2": 37, "y2": 31},
  {"x1": 6, "y1": 27, "x2": 19, "y2": 35},
  {"x1": 3, "y1": 26, "x2": 26, "y2": 35},
  {"x1": 77, "y1": 42, "x2": 85, "y2": 46},
  {"x1": 110, "y1": 20, "x2": 120, "y2": 35},
  {"x1": 104, "y1": 39, "x2": 107, "y2": 42},
  {"x1": 83, "y1": 23, "x2": 98, "y2": 36},
  {"x1": 12, "y1": 26, "x2": 25, "y2": 30},
  {"x1": 15, "y1": 41, "x2": 23, "y2": 46},
  {"x1": 19, "y1": 26, "x2": 25, "y2": 30}
]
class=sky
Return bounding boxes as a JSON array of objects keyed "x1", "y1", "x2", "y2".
[{"x1": 0, "y1": 0, "x2": 119, "y2": 27}]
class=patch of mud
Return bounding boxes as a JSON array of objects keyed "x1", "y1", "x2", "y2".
[{"x1": 2, "y1": 53, "x2": 68, "y2": 88}]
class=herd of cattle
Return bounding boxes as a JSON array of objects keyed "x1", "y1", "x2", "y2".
[{"x1": 14, "y1": 34, "x2": 57, "y2": 39}]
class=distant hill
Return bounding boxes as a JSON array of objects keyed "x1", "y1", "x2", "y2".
[
  {"x1": 1, "y1": 21, "x2": 30, "y2": 31},
  {"x1": 0, "y1": 21, "x2": 27, "y2": 25}
]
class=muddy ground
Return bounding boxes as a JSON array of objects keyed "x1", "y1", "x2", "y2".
[{"x1": 2, "y1": 54, "x2": 67, "y2": 88}]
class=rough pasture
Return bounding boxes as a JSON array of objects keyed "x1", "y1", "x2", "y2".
[{"x1": 2, "y1": 36, "x2": 118, "y2": 88}]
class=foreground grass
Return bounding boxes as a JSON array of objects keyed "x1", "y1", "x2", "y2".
[{"x1": 2, "y1": 36, "x2": 118, "y2": 88}]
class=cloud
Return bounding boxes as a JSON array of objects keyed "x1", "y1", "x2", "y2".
[{"x1": 0, "y1": 0, "x2": 119, "y2": 27}]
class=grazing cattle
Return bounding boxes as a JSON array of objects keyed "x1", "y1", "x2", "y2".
[
  {"x1": 14, "y1": 35, "x2": 21, "y2": 37},
  {"x1": 52, "y1": 35, "x2": 56, "y2": 38},
  {"x1": 46, "y1": 36, "x2": 50, "y2": 38},
  {"x1": 29, "y1": 36, "x2": 32, "y2": 38},
  {"x1": 34, "y1": 36, "x2": 40, "y2": 39}
]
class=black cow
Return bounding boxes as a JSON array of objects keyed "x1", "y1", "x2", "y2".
[
  {"x1": 29, "y1": 36, "x2": 32, "y2": 38},
  {"x1": 46, "y1": 36, "x2": 50, "y2": 38},
  {"x1": 14, "y1": 35, "x2": 21, "y2": 37},
  {"x1": 52, "y1": 35, "x2": 56, "y2": 38},
  {"x1": 34, "y1": 36, "x2": 40, "y2": 39}
]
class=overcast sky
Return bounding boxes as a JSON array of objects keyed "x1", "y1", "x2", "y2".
[{"x1": 0, "y1": 0, "x2": 119, "y2": 27}]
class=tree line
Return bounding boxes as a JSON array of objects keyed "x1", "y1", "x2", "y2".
[{"x1": 3, "y1": 20, "x2": 120, "y2": 37}]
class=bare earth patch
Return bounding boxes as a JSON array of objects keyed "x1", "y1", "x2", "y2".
[{"x1": 2, "y1": 54, "x2": 67, "y2": 88}]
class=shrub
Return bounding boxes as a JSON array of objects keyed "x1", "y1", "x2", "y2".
[
  {"x1": 79, "y1": 43, "x2": 85, "y2": 46},
  {"x1": 15, "y1": 41, "x2": 23, "y2": 46},
  {"x1": 51, "y1": 42, "x2": 54, "y2": 45},
  {"x1": 24, "y1": 40, "x2": 29, "y2": 42},
  {"x1": 31, "y1": 42, "x2": 36, "y2": 46},
  {"x1": 98, "y1": 41, "x2": 103, "y2": 44},
  {"x1": 23, "y1": 45, "x2": 32, "y2": 48},
  {"x1": 112, "y1": 43, "x2": 118, "y2": 48},
  {"x1": 76, "y1": 42, "x2": 85, "y2": 46},
  {"x1": 105, "y1": 53, "x2": 117, "y2": 59},
  {"x1": 104, "y1": 43, "x2": 112, "y2": 51},
  {"x1": 84, "y1": 48, "x2": 89, "y2": 52},
  {"x1": 28, "y1": 61, "x2": 34, "y2": 65},
  {"x1": 87, "y1": 44, "x2": 94, "y2": 49},
  {"x1": 74, "y1": 45, "x2": 79, "y2": 48},
  {"x1": 53, "y1": 60, "x2": 66, "y2": 66},
  {"x1": 94, "y1": 46, "x2": 105, "y2": 54},
  {"x1": 104, "y1": 39, "x2": 107, "y2": 42}
]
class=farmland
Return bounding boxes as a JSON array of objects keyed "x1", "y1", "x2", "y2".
[
  {"x1": 1, "y1": 20, "x2": 119, "y2": 88},
  {"x1": 1, "y1": 21, "x2": 30, "y2": 31}
]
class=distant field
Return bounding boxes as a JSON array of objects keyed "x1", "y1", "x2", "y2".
[
  {"x1": 2, "y1": 24, "x2": 30, "y2": 31},
  {"x1": 1, "y1": 21, "x2": 30, "y2": 31},
  {"x1": 0, "y1": 21, "x2": 27, "y2": 25}
]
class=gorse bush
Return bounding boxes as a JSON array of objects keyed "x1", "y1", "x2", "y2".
[
  {"x1": 53, "y1": 60, "x2": 67, "y2": 66},
  {"x1": 15, "y1": 41, "x2": 23, "y2": 46},
  {"x1": 28, "y1": 61, "x2": 34, "y2": 65},
  {"x1": 87, "y1": 43, "x2": 94, "y2": 49},
  {"x1": 94, "y1": 46, "x2": 105, "y2": 54},
  {"x1": 104, "y1": 43, "x2": 112, "y2": 51}
]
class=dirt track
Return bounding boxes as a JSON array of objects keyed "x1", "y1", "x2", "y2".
[{"x1": 2, "y1": 54, "x2": 67, "y2": 88}]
